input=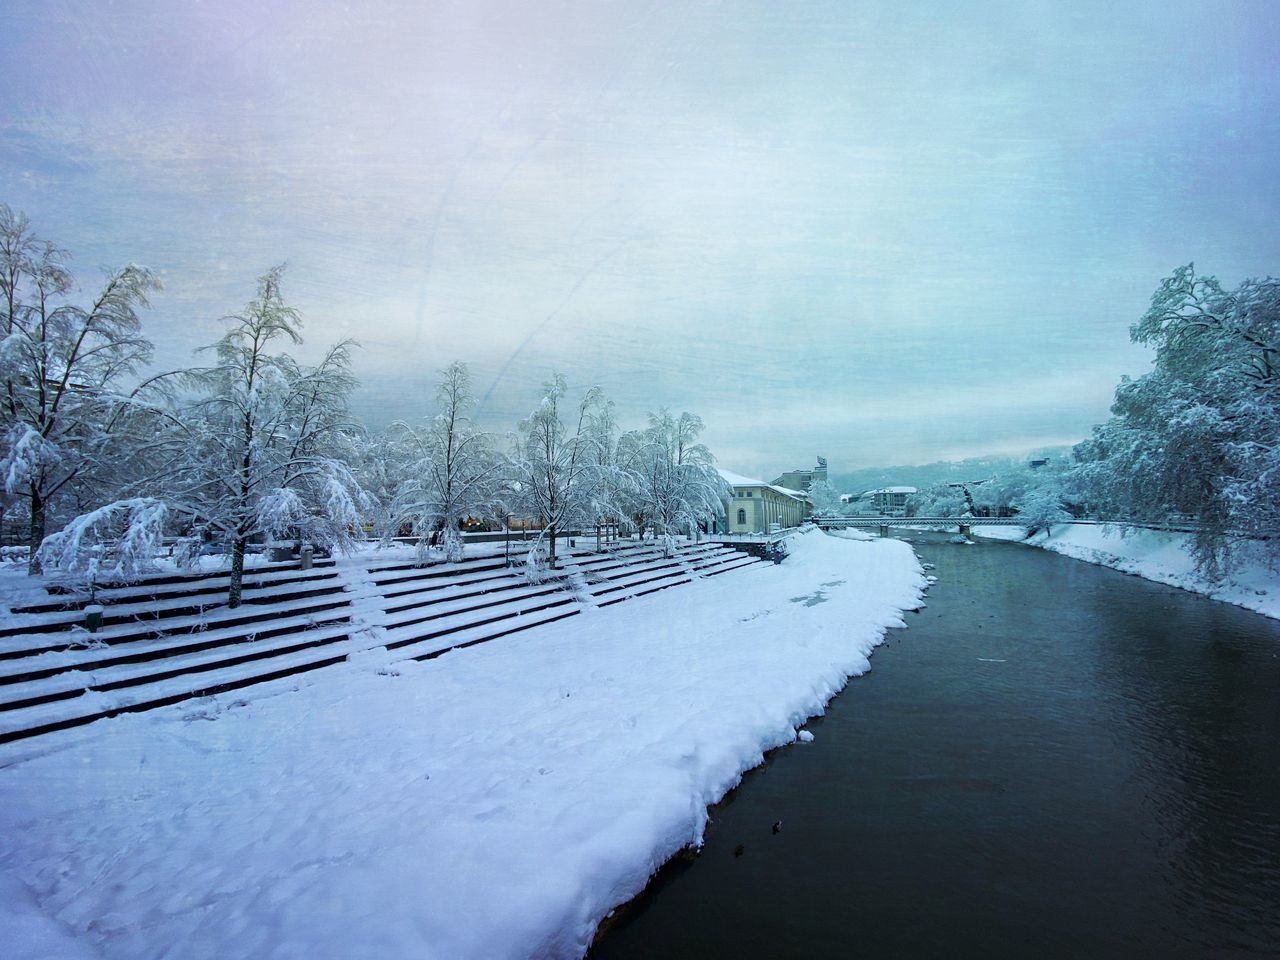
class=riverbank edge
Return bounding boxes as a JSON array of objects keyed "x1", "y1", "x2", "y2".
[
  {"x1": 974, "y1": 524, "x2": 1279, "y2": 620},
  {"x1": 586, "y1": 598, "x2": 928, "y2": 954}
]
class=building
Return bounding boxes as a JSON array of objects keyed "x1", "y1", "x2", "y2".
[
  {"x1": 718, "y1": 469, "x2": 808, "y2": 534},
  {"x1": 771, "y1": 456, "x2": 828, "y2": 492},
  {"x1": 854, "y1": 486, "x2": 917, "y2": 517}
]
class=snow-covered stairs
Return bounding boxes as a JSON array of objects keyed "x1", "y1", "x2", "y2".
[
  {"x1": 0, "y1": 562, "x2": 357, "y2": 744},
  {"x1": 570, "y1": 540, "x2": 762, "y2": 606},
  {"x1": 0, "y1": 540, "x2": 765, "y2": 744}
]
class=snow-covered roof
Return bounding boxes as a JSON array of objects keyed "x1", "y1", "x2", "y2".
[
  {"x1": 718, "y1": 468, "x2": 768, "y2": 487},
  {"x1": 861, "y1": 486, "x2": 918, "y2": 496},
  {"x1": 717, "y1": 469, "x2": 807, "y2": 501},
  {"x1": 769, "y1": 484, "x2": 808, "y2": 500}
]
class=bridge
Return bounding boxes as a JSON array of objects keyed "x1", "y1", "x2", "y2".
[{"x1": 816, "y1": 516, "x2": 1025, "y2": 533}]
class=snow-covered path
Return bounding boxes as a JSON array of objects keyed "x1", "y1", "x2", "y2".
[{"x1": 0, "y1": 530, "x2": 923, "y2": 960}]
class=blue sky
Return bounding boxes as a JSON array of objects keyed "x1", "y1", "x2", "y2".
[{"x1": 3, "y1": 0, "x2": 1278, "y2": 477}]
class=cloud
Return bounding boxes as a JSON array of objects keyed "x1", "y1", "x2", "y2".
[{"x1": 4, "y1": 0, "x2": 1279, "y2": 474}]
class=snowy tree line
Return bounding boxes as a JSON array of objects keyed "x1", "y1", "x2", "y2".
[
  {"x1": 1071, "y1": 265, "x2": 1279, "y2": 575},
  {"x1": 897, "y1": 265, "x2": 1277, "y2": 577},
  {"x1": 1, "y1": 205, "x2": 729, "y2": 604}
]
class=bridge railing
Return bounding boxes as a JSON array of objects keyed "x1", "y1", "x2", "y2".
[
  {"x1": 813, "y1": 516, "x2": 1227, "y2": 534},
  {"x1": 815, "y1": 516, "x2": 1025, "y2": 527}
]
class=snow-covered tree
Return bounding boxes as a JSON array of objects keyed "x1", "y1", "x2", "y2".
[
  {"x1": 507, "y1": 374, "x2": 604, "y2": 567},
  {"x1": 390, "y1": 361, "x2": 497, "y2": 562},
  {"x1": 0, "y1": 203, "x2": 164, "y2": 573},
  {"x1": 1011, "y1": 482, "x2": 1071, "y2": 535},
  {"x1": 350, "y1": 429, "x2": 406, "y2": 540},
  {"x1": 1071, "y1": 264, "x2": 1280, "y2": 575},
  {"x1": 581, "y1": 395, "x2": 637, "y2": 534},
  {"x1": 909, "y1": 483, "x2": 969, "y2": 517},
  {"x1": 154, "y1": 266, "x2": 365, "y2": 605},
  {"x1": 618, "y1": 409, "x2": 728, "y2": 555},
  {"x1": 806, "y1": 479, "x2": 843, "y2": 517},
  {"x1": 37, "y1": 498, "x2": 170, "y2": 586}
]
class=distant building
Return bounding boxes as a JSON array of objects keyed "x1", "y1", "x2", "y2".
[
  {"x1": 1029, "y1": 458, "x2": 1049, "y2": 470},
  {"x1": 718, "y1": 469, "x2": 808, "y2": 534},
  {"x1": 854, "y1": 486, "x2": 917, "y2": 517},
  {"x1": 772, "y1": 456, "x2": 828, "y2": 492}
]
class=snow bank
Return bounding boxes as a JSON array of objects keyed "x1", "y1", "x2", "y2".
[
  {"x1": 0, "y1": 529, "x2": 924, "y2": 960},
  {"x1": 824, "y1": 527, "x2": 874, "y2": 542},
  {"x1": 975, "y1": 524, "x2": 1278, "y2": 619}
]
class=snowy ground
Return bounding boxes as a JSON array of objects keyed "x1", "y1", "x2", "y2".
[
  {"x1": 975, "y1": 523, "x2": 1278, "y2": 620},
  {"x1": 0, "y1": 529, "x2": 923, "y2": 960}
]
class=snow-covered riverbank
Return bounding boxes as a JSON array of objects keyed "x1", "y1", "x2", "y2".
[
  {"x1": 1, "y1": 529, "x2": 924, "y2": 960},
  {"x1": 976, "y1": 524, "x2": 1278, "y2": 620}
]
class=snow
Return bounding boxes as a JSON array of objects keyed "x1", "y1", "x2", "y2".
[
  {"x1": 974, "y1": 523, "x2": 1279, "y2": 619},
  {"x1": 968, "y1": 525, "x2": 1026, "y2": 542},
  {"x1": 0, "y1": 529, "x2": 924, "y2": 959},
  {"x1": 766, "y1": 484, "x2": 807, "y2": 501},
  {"x1": 825, "y1": 527, "x2": 874, "y2": 542},
  {"x1": 716, "y1": 467, "x2": 768, "y2": 487}
]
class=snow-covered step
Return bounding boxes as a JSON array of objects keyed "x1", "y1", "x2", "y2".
[
  {"x1": 0, "y1": 575, "x2": 348, "y2": 640},
  {"x1": 595, "y1": 572, "x2": 693, "y2": 606},
  {"x1": 0, "y1": 597, "x2": 581, "y2": 745},
  {"x1": 376, "y1": 600, "x2": 582, "y2": 663},
  {"x1": 0, "y1": 592, "x2": 353, "y2": 659},
  {"x1": 375, "y1": 565, "x2": 521, "y2": 597},
  {"x1": 0, "y1": 619, "x2": 358, "y2": 713},
  {"x1": 380, "y1": 582, "x2": 571, "y2": 631},
  {"x1": 15, "y1": 567, "x2": 343, "y2": 615},
  {"x1": 38, "y1": 555, "x2": 336, "y2": 595},
  {"x1": 0, "y1": 626, "x2": 378, "y2": 744},
  {"x1": 586, "y1": 551, "x2": 725, "y2": 597},
  {"x1": 366, "y1": 555, "x2": 511, "y2": 581},
  {"x1": 0, "y1": 538, "x2": 778, "y2": 745},
  {"x1": 698, "y1": 554, "x2": 764, "y2": 577},
  {"x1": 577, "y1": 546, "x2": 736, "y2": 602},
  {"x1": 576, "y1": 554, "x2": 695, "y2": 588},
  {"x1": 570, "y1": 541, "x2": 720, "y2": 576},
  {"x1": 594, "y1": 552, "x2": 761, "y2": 607},
  {"x1": 0, "y1": 608, "x2": 355, "y2": 687}
]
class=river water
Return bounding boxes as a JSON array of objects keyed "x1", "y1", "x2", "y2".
[{"x1": 592, "y1": 533, "x2": 1280, "y2": 958}]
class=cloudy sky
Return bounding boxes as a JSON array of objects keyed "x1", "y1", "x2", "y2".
[{"x1": 3, "y1": 0, "x2": 1278, "y2": 477}]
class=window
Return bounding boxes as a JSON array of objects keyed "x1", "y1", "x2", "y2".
[
  {"x1": 745, "y1": 490, "x2": 753, "y2": 497},
  {"x1": 736, "y1": 509, "x2": 746, "y2": 525}
]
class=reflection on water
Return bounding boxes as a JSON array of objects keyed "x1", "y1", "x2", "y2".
[{"x1": 593, "y1": 534, "x2": 1280, "y2": 958}]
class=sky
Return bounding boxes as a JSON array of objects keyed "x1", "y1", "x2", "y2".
[{"x1": 3, "y1": 0, "x2": 1278, "y2": 478}]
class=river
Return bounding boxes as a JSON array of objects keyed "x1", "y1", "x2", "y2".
[{"x1": 592, "y1": 532, "x2": 1280, "y2": 958}]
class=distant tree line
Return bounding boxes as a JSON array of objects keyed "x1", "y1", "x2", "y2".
[{"x1": 0, "y1": 204, "x2": 729, "y2": 605}]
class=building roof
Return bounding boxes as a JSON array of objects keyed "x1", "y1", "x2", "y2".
[
  {"x1": 860, "y1": 486, "x2": 918, "y2": 496},
  {"x1": 718, "y1": 469, "x2": 808, "y2": 502},
  {"x1": 769, "y1": 484, "x2": 808, "y2": 500},
  {"x1": 718, "y1": 468, "x2": 768, "y2": 487}
]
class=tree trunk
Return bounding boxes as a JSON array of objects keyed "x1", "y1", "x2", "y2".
[
  {"x1": 228, "y1": 537, "x2": 246, "y2": 608},
  {"x1": 27, "y1": 489, "x2": 46, "y2": 576},
  {"x1": 547, "y1": 523, "x2": 557, "y2": 566}
]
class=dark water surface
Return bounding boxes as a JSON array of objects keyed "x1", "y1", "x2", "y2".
[{"x1": 593, "y1": 534, "x2": 1280, "y2": 959}]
